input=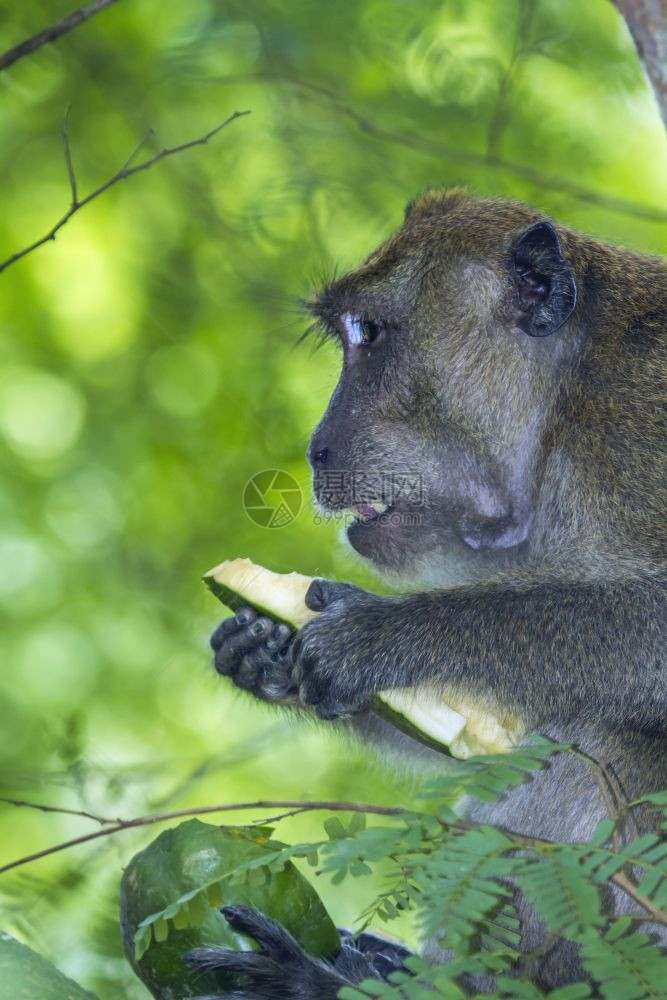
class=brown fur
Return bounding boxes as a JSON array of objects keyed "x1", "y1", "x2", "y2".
[{"x1": 208, "y1": 190, "x2": 666, "y2": 994}]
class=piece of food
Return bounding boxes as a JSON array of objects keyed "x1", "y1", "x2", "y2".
[
  {"x1": 120, "y1": 819, "x2": 339, "y2": 1000},
  {"x1": 0, "y1": 931, "x2": 100, "y2": 1000},
  {"x1": 204, "y1": 558, "x2": 316, "y2": 628},
  {"x1": 204, "y1": 558, "x2": 524, "y2": 759}
]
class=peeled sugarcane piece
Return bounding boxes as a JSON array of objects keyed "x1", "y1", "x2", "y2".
[{"x1": 204, "y1": 558, "x2": 523, "y2": 759}]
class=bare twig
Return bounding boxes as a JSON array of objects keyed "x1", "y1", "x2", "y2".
[
  {"x1": 612, "y1": 0, "x2": 667, "y2": 130},
  {"x1": 3, "y1": 792, "x2": 667, "y2": 927},
  {"x1": 612, "y1": 869, "x2": 667, "y2": 927},
  {"x1": 0, "y1": 110, "x2": 250, "y2": 275},
  {"x1": 486, "y1": 0, "x2": 537, "y2": 160},
  {"x1": 0, "y1": 0, "x2": 120, "y2": 73},
  {"x1": 570, "y1": 748, "x2": 638, "y2": 850},
  {"x1": 0, "y1": 796, "x2": 111, "y2": 825},
  {"x1": 519, "y1": 930, "x2": 560, "y2": 979},
  {"x1": 61, "y1": 104, "x2": 77, "y2": 207},
  {"x1": 0, "y1": 798, "x2": 406, "y2": 874},
  {"x1": 122, "y1": 127, "x2": 155, "y2": 171},
  {"x1": 217, "y1": 72, "x2": 667, "y2": 224}
]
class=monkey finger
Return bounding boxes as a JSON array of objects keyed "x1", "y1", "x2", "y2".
[
  {"x1": 234, "y1": 652, "x2": 266, "y2": 692},
  {"x1": 259, "y1": 649, "x2": 298, "y2": 702},
  {"x1": 305, "y1": 578, "x2": 361, "y2": 612},
  {"x1": 221, "y1": 905, "x2": 304, "y2": 958},
  {"x1": 298, "y1": 666, "x2": 367, "y2": 719},
  {"x1": 209, "y1": 607, "x2": 257, "y2": 651},
  {"x1": 265, "y1": 622, "x2": 293, "y2": 652},
  {"x1": 213, "y1": 617, "x2": 274, "y2": 676},
  {"x1": 182, "y1": 944, "x2": 278, "y2": 977}
]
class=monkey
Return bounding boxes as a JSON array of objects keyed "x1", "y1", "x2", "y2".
[{"x1": 185, "y1": 189, "x2": 666, "y2": 996}]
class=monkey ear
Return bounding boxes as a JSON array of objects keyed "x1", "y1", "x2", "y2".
[{"x1": 512, "y1": 221, "x2": 577, "y2": 337}]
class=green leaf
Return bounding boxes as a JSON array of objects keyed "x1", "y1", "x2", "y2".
[
  {"x1": 152, "y1": 917, "x2": 168, "y2": 943},
  {"x1": 134, "y1": 925, "x2": 152, "y2": 962},
  {"x1": 348, "y1": 812, "x2": 367, "y2": 836},
  {"x1": 324, "y1": 817, "x2": 347, "y2": 840},
  {"x1": 518, "y1": 849, "x2": 604, "y2": 940},
  {"x1": 188, "y1": 892, "x2": 206, "y2": 926},
  {"x1": 588, "y1": 819, "x2": 615, "y2": 847},
  {"x1": 207, "y1": 881, "x2": 224, "y2": 907},
  {"x1": 172, "y1": 905, "x2": 190, "y2": 931},
  {"x1": 548, "y1": 983, "x2": 594, "y2": 998},
  {"x1": 415, "y1": 827, "x2": 517, "y2": 947},
  {"x1": 582, "y1": 928, "x2": 667, "y2": 999}
]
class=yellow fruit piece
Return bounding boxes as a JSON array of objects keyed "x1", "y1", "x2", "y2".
[{"x1": 204, "y1": 558, "x2": 523, "y2": 759}]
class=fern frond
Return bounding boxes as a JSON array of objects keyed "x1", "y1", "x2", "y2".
[
  {"x1": 517, "y1": 848, "x2": 604, "y2": 940},
  {"x1": 414, "y1": 827, "x2": 519, "y2": 947},
  {"x1": 419, "y1": 739, "x2": 567, "y2": 809},
  {"x1": 581, "y1": 925, "x2": 667, "y2": 999}
]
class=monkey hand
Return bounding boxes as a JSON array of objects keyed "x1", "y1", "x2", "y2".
[
  {"x1": 210, "y1": 579, "x2": 383, "y2": 718},
  {"x1": 182, "y1": 904, "x2": 406, "y2": 999},
  {"x1": 291, "y1": 578, "x2": 385, "y2": 719},
  {"x1": 210, "y1": 606, "x2": 298, "y2": 704}
]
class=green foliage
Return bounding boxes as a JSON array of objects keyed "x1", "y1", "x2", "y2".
[
  {"x1": 0, "y1": 932, "x2": 101, "y2": 1000},
  {"x1": 128, "y1": 744, "x2": 667, "y2": 997}
]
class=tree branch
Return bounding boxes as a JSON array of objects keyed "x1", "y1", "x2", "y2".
[
  {"x1": 0, "y1": 796, "x2": 112, "y2": 825},
  {"x1": 0, "y1": 797, "x2": 406, "y2": 874},
  {"x1": 612, "y1": 0, "x2": 667, "y2": 130},
  {"x1": 612, "y1": 869, "x2": 667, "y2": 926},
  {"x1": 61, "y1": 104, "x2": 78, "y2": 207},
  {"x1": 218, "y1": 72, "x2": 667, "y2": 224},
  {"x1": 3, "y1": 792, "x2": 666, "y2": 927},
  {"x1": 0, "y1": 0, "x2": 120, "y2": 73},
  {"x1": 0, "y1": 109, "x2": 250, "y2": 275}
]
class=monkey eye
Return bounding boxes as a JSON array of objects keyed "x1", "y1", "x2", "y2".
[{"x1": 341, "y1": 313, "x2": 385, "y2": 347}]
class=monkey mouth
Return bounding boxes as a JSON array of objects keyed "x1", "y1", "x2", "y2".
[
  {"x1": 345, "y1": 500, "x2": 398, "y2": 528},
  {"x1": 349, "y1": 501, "x2": 395, "y2": 524}
]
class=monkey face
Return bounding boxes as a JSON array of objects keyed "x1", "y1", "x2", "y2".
[{"x1": 306, "y1": 190, "x2": 579, "y2": 584}]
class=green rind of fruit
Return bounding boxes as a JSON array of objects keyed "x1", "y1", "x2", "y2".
[
  {"x1": 204, "y1": 574, "x2": 294, "y2": 628},
  {"x1": 204, "y1": 568, "x2": 456, "y2": 756},
  {"x1": 120, "y1": 819, "x2": 339, "y2": 1000},
  {"x1": 0, "y1": 932, "x2": 101, "y2": 1000},
  {"x1": 370, "y1": 695, "x2": 454, "y2": 756}
]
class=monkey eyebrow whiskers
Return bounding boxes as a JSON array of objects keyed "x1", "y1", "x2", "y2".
[{"x1": 293, "y1": 319, "x2": 341, "y2": 353}]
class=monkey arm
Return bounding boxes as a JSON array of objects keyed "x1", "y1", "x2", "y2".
[
  {"x1": 287, "y1": 576, "x2": 666, "y2": 728},
  {"x1": 211, "y1": 576, "x2": 665, "y2": 730},
  {"x1": 183, "y1": 905, "x2": 409, "y2": 1000}
]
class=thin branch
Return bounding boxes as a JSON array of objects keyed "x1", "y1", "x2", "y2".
[
  {"x1": 486, "y1": 0, "x2": 537, "y2": 160},
  {"x1": 0, "y1": 796, "x2": 111, "y2": 825},
  {"x1": 612, "y1": 0, "x2": 667, "y2": 130},
  {"x1": 612, "y1": 869, "x2": 667, "y2": 927},
  {"x1": 0, "y1": 110, "x2": 250, "y2": 275},
  {"x1": 0, "y1": 0, "x2": 120, "y2": 73},
  {"x1": 519, "y1": 930, "x2": 560, "y2": 979},
  {"x1": 570, "y1": 748, "x2": 638, "y2": 850},
  {"x1": 0, "y1": 798, "x2": 406, "y2": 874},
  {"x1": 3, "y1": 792, "x2": 667, "y2": 927},
  {"x1": 251, "y1": 807, "x2": 312, "y2": 824},
  {"x1": 122, "y1": 127, "x2": 155, "y2": 171},
  {"x1": 61, "y1": 104, "x2": 77, "y2": 208},
  {"x1": 217, "y1": 72, "x2": 667, "y2": 224}
]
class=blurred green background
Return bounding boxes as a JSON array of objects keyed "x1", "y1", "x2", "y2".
[{"x1": 0, "y1": 0, "x2": 665, "y2": 995}]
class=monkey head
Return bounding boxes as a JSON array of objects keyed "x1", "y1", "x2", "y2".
[{"x1": 306, "y1": 190, "x2": 580, "y2": 585}]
